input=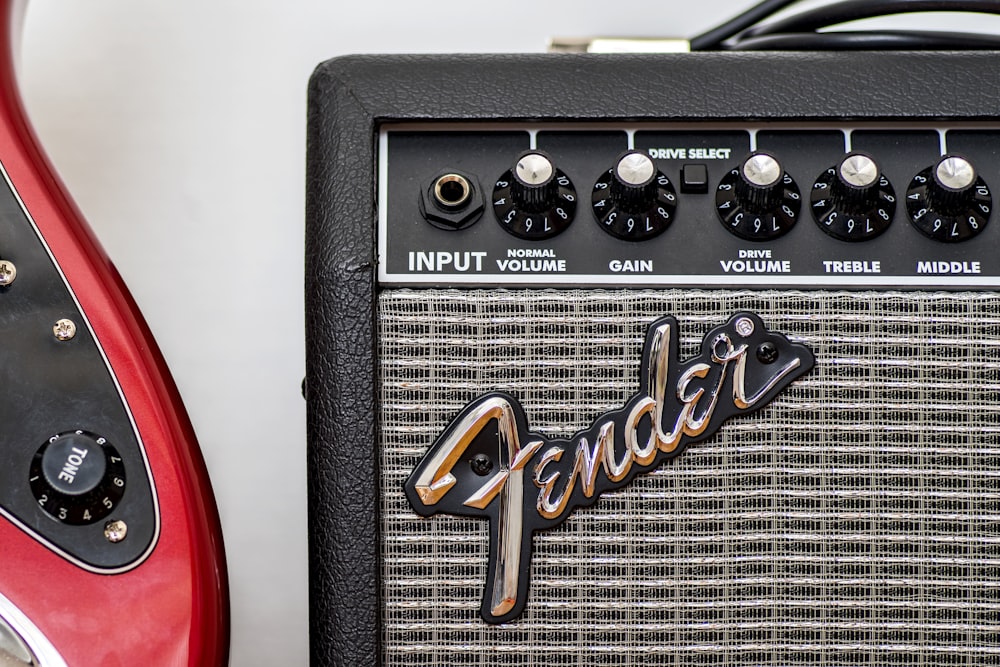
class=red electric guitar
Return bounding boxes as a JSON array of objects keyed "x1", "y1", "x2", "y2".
[{"x1": 0, "y1": 3, "x2": 228, "y2": 665}]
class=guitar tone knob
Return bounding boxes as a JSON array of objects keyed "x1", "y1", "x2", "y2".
[{"x1": 29, "y1": 430, "x2": 126, "y2": 525}]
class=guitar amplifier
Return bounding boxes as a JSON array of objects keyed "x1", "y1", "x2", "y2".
[{"x1": 305, "y1": 53, "x2": 1000, "y2": 665}]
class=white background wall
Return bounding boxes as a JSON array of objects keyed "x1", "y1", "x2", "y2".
[{"x1": 16, "y1": 2, "x2": 1000, "y2": 665}]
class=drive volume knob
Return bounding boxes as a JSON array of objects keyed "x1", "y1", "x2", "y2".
[
  {"x1": 492, "y1": 151, "x2": 576, "y2": 240},
  {"x1": 907, "y1": 155, "x2": 991, "y2": 242},
  {"x1": 592, "y1": 150, "x2": 677, "y2": 241},
  {"x1": 811, "y1": 152, "x2": 896, "y2": 242},
  {"x1": 29, "y1": 430, "x2": 126, "y2": 525},
  {"x1": 716, "y1": 152, "x2": 801, "y2": 241}
]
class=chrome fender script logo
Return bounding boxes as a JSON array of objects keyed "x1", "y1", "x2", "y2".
[{"x1": 404, "y1": 312, "x2": 814, "y2": 624}]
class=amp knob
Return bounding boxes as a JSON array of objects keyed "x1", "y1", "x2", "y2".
[
  {"x1": 493, "y1": 151, "x2": 576, "y2": 240},
  {"x1": 716, "y1": 152, "x2": 801, "y2": 241},
  {"x1": 811, "y1": 152, "x2": 896, "y2": 241},
  {"x1": 906, "y1": 155, "x2": 992, "y2": 242},
  {"x1": 591, "y1": 150, "x2": 677, "y2": 241},
  {"x1": 29, "y1": 430, "x2": 126, "y2": 525}
]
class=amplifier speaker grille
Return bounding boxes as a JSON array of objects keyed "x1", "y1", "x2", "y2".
[{"x1": 378, "y1": 289, "x2": 1000, "y2": 665}]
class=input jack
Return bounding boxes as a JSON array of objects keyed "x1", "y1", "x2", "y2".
[
  {"x1": 419, "y1": 170, "x2": 484, "y2": 230},
  {"x1": 433, "y1": 173, "x2": 472, "y2": 210}
]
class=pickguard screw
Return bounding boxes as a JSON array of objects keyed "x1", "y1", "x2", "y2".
[
  {"x1": 53, "y1": 318, "x2": 77, "y2": 341},
  {"x1": 0, "y1": 260, "x2": 16, "y2": 286},
  {"x1": 104, "y1": 519, "x2": 128, "y2": 543}
]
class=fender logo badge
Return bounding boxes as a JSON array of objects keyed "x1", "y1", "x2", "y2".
[{"x1": 404, "y1": 312, "x2": 815, "y2": 624}]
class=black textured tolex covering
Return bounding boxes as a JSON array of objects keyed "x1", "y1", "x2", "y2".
[{"x1": 304, "y1": 52, "x2": 1000, "y2": 666}]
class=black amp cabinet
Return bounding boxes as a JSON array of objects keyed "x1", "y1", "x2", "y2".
[{"x1": 306, "y1": 53, "x2": 1000, "y2": 666}]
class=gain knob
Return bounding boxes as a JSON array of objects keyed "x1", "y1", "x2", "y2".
[
  {"x1": 906, "y1": 155, "x2": 992, "y2": 243},
  {"x1": 716, "y1": 152, "x2": 801, "y2": 241},
  {"x1": 811, "y1": 152, "x2": 896, "y2": 242},
  {"x1": 592, "y1": 150, "x2": 677, "y2": 241},
  {"x1": 492, "y1": 151, "x2": 576, "y2": 240}
]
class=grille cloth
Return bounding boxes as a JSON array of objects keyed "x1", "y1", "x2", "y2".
[{"x1": 378, "y1": 289, "x2": 1000, "y2": 666}]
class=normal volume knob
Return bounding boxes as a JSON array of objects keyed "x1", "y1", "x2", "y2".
[
  {"x1": 716, "y1": 152, "x2": 801, "y2": 241},
  {"x1": 811, "y1": 152, "x2": 896, "y2": 242},
  {"x1": 592, "y1": 150, "x2": 677, "y2": 241},
  {"x1": 493, "y1": 151, "x2": 576, "y2": 240},
  {"x1": 29, "y1": 430, "x2": 126, "y2": 525},
  {"x1": 906, "y1": 155, "x2": 991, "y2": 243}
]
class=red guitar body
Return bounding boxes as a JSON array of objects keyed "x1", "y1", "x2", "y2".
[{"x1": 0, "y1": 3, "x2": 228, "y2": 665}]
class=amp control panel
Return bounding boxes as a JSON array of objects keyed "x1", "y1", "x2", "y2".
[{"x1": 378, "y1": 125, "x2": 1000, "y2": 287}]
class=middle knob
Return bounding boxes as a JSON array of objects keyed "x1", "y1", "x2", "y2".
[
  {"x1": 592, "y1": 150, "x2": 677, "y2": 241},
  {"x1": 716, "y1": 152, "x2": 801, "y2": 241}
]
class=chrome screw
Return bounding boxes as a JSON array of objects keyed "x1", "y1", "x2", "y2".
[
  {"x1": 53, "y1": 318, "x2": 77, "y2": 341},
  {"x1": 104, "y1": 519, "x2": 128, "y2": 543},
  {"x1": 0, "y1": 260, "x2": 16, "y2": 286},
  {"x1": 735, "y1": 317, "x2": 756, "y2": 338}
]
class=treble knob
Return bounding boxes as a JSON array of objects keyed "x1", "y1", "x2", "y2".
[
  {"x1": 716, "y1": 152, "x2": 801, "y2": 241},
  {"x1": 906, "y1": 155, "x2": 991, "y2": 243},
  {"x1": 811, "y1": 152, "x2": 896, "y2": 241},
  {"x1": 592, "y1": 150, "x2": 677, "y2": 241},
  {"x1": 493, "y1": 151, "x2": 576, "y2": 240}
]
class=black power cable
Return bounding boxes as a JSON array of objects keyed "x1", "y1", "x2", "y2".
[
  {"x1": 689, "y1": 0, "x2": 1000, "y2": 50},
  {"x1": 725, "y1": 30, "x2": 1000, "y2": 49},
  {"x1": 689, "y1": 0, "x2": 801, "y2": 50}
]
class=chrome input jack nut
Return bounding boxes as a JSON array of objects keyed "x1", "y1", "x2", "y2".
[{"x1": 419, "y1": 170, "x2": 485, "y2": 230}]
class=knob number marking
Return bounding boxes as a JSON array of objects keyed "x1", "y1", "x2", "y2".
[
  {"x1": 906, "y1": 161, "x2": 992, "y2": 243},
  {"x1": 716, "y1": 164, "x2": 801, "y2": 242},
  {"x1": 592, "y1": 169, "x2": 677, "y2": 241},
  {"x1": 811, "y1": 160, "x2": 896, "y2": 242},
  {"x1": 492, "y1": 171, "x2": 576, "y2": 240},
  {"x1": 30, "y1": 430, "x2": 127, "y2": 525}
]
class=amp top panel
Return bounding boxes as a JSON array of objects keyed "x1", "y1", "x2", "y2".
[{"x1": 377, "y1": 124, "x2": 1000, "y2": 288}]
